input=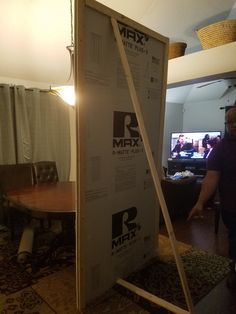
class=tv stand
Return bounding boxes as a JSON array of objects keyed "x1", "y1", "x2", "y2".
[{"x1": 167, "y1": 159, "x2": 207, "y2": 176}]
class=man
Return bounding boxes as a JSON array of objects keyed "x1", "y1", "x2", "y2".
[
  {"x1": 171, "y1": 134, "x2": 194, "y2": 158},
  {"x1": 188, "y1": 106, "x2": 236, "y2": 289}
]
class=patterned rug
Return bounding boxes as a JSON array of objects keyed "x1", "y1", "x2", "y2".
[
  {"x1": 0, "y1": 229, "x2": 231, "y2": 314},
  {"x1": 0, "y1": 226, "x2": 75, "y2": 296},
  {"x1": 84, "y1": 239, "x2": 230, "y2": 313},
  {"x1": 124, "y1": 248, "x2": 230, "y2": 311}
]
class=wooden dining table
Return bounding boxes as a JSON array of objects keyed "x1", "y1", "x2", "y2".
[
  {"x1": 6, "y1": 181, "x2": 76, "y2": 265},
  {"x1": 6, "y1": 181, "x2": 76, "y2": 214}
]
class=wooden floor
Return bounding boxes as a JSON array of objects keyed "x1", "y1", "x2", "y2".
[{"x1": 159, "y1": 208, "x2": 236, "y2": 314}]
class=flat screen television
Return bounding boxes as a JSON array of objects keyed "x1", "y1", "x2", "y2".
[{"x1": 170, "y1": 131, "x2": 222, "y2": 160}]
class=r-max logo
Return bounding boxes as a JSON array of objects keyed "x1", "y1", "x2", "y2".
[
  {"x1": 119, "y1": 24, "x2": 149, "y2": 46},
  {"x1": 113, "y1": 111, "x2": 139, "y2": 138},
  {"x1": 112, "y1": 207, "x2": 138, "y2": 250},
  {"x1": 112, "y1": 207, "x2": 137, "y2": 239},
  {"x1": 113, "y1": 111, "x2": 141, "y2": 148}
]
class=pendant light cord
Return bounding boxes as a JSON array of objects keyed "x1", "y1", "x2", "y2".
[
  {"x1": 69, "y1": 0, "x2": 74, "y2": 47},
  {"x1": 66, "y1": 0, "x2": 74, "y2": 82},
  {"x1": 49, "y1": 0, "x2": 75, "y2": 106}
]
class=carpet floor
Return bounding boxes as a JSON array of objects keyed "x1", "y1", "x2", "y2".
[{"x1": 0, "y1": 229, "x2": 230, "y2": 314}]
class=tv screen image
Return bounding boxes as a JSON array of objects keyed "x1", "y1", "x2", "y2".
[{"x1": 170, "y1": 131, "x2": 221, "y2": 160}]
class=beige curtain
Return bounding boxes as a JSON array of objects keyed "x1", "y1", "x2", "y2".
[
  {"x1": 0, "y1": 85, "x2": 17, "y2": 163},
  {"x1": 14, "y1": 85, "x2": 33, "y2": 162},
  {"x1": 0, "y1": 84, "x2": 71, "y2": 181}
]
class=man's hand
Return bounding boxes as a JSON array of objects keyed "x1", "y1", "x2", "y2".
[{"x1": 187, "y1": 202, "x2": 204, "y2": 221}]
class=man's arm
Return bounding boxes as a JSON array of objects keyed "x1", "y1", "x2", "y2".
[
  {"x1": 187, "y1": 170, "x2": 220, "y2": 220},
  {"x1": 171, "y1": 144, "x2": 178, "y2": 153}
]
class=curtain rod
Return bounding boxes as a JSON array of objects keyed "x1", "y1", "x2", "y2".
[{"x1": 0, "y1": 84, "x2": 50, "y2": 93}]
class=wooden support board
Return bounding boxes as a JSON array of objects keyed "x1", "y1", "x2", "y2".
[
  {"x1": 111, "y1": 17, "x2": 194, "y2": 314},
  {"x1": 74, "y1": 0, "x2": 194, "y2": 313}
]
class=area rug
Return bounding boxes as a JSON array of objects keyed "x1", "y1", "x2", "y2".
[
  {"x1": 0, "y1": 227, "x2": 75, "y2": 296},
  {"x1": 85, "y1": 236, "x2": 231, "y2": 313},
  {"x1": 0, "y1": 230, "x2": 231, "y2": 314},
  {"x1": 121, "y1": 248, "x2": 230, "y2": 311}
]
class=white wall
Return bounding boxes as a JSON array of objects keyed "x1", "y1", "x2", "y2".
[
  {"x1": 183, "y1": 99, "x2": 225, "y2": 133},
  {"x1": 183, "y1": 89, "x2": 236, "y2": 133},
  {"x1": 162, "y1": 102, "x2": 183, "y2": 167},
  {"x1": 168, "y1": 42, "x2": 236, "y2": 84}
]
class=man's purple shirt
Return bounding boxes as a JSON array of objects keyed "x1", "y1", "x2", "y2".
[{"x1": 207, "y1": 136, "x2": 236, "y2": 212}]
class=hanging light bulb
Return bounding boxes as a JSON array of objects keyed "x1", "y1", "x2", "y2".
[
  {"x1": 52, "y1": 85, "x2": 75, "y2": 106},
  {"x1": 50, "y1": 0, "x2": 75, "y2": 106}
]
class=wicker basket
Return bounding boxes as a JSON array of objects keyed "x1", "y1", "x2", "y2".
[
  {"x1": 168, "y1": 42, "x2": 187, "y2": 60},
  {"x1": 196, "y1": 19, "x2": 236, "y2": 49}
]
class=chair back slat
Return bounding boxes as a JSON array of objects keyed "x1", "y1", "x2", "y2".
[
  {"x1": 0, "y1": 163, "x2": 34, "y2": 193},
  {"x1": 0, "y1": 163, "x2": 34, "y2": 228},
  {"x1": 33, "y1": 161, "x2": 59, "y2": 184}
]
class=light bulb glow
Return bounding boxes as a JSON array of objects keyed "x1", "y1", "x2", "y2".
[{"x1": 51, "y1": 86, "x2": 75, "y2": 106}]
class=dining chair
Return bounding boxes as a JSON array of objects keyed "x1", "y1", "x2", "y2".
[
  {"x1": 32, "y1": 161, "x2": 59, "y2": 184},
  {"x1": 32, "y1": 161, "x2": 74, "y2": 268},
  {"x1": 32, "y1": 161, "x2": 60, "y2": 230},
  {"x1": 0, "y1": 163, "x2": 34, "y2": 238}
]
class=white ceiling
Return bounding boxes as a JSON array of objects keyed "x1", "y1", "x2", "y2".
[
  {"x1": 0, "y1": 0, "x2": 236, "y2": 98},
  {"x1": 98, "y1": 0, "x2": 236, "y2": 54},
  {"x1": 166, "y1": 78, "x2": 236, "y2": 103}
]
